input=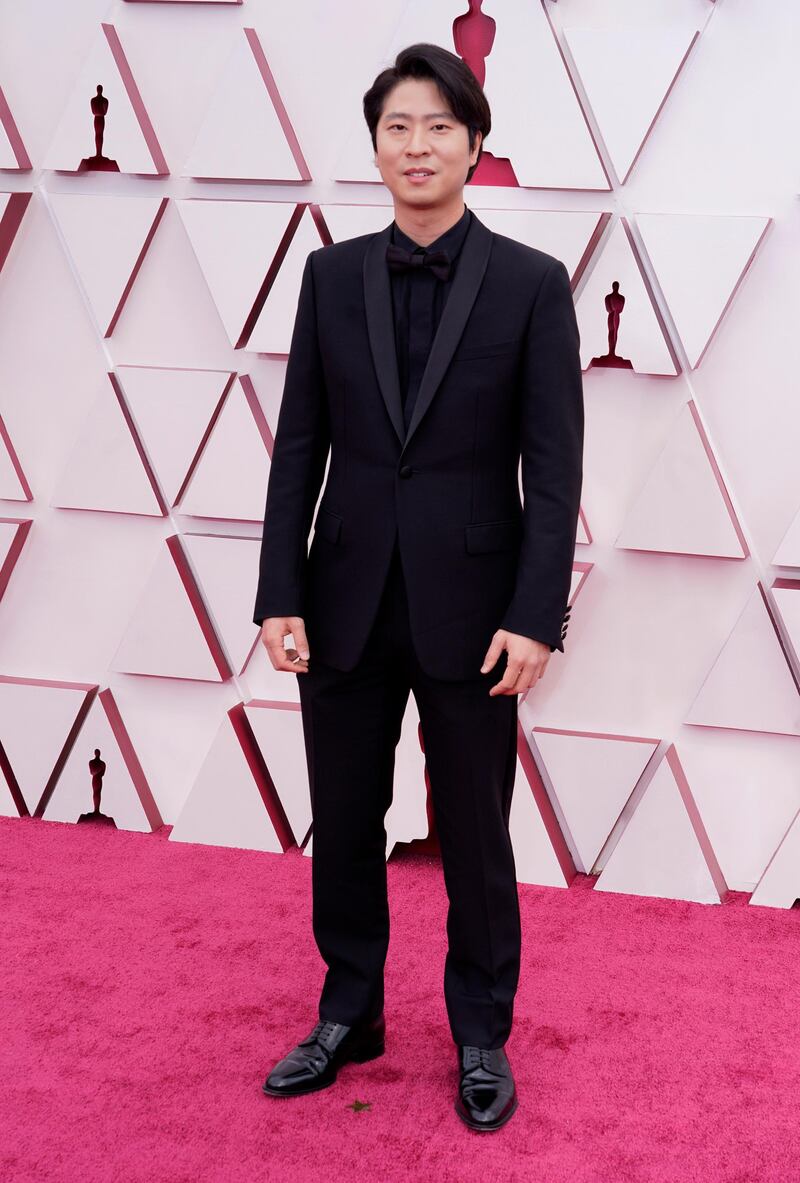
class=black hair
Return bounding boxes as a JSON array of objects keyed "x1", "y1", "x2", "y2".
[{"x1": 363, "y1": 42, "x2": 491, "y2": 184}]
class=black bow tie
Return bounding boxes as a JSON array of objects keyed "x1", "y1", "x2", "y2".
[{"x1": 386, "y1": 242, "x2": 452, "y2": 282}]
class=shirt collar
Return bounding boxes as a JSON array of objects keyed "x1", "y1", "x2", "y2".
[{"x1": 390, "y1": 204, "x2": 472, "y2": 260}]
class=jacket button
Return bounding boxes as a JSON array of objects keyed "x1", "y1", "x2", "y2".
[{"x1": 399, "y1": 465, "x2": 413, "y2": 479}]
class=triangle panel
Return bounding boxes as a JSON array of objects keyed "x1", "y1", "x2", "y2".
[
  {"x1": 0, "y1": 677, "x2": 95, "y2": 817},
  {"x1": 510, "y1": 723, "x2": 575, "y2": 887},
  {"x1": 183, "y1": 533, "x2": 262, "y2": 675},
  {"x1": 245, "y1": 701, "x2": 310, "y2": 847},
  {"x1": 40, "y1": 688, "x2": 162, "y2": 832},
  {"x1": 116, "y1": 365, "x2": 232, "y2": 507},
  {"x1": 50, "y1": 375, "x2": 164, "y2": 516},
  {"x1": 182, "y1": 28, "x2": 308, "y2": 182},
  {"x1": 563, "y1": 26, "x2": 700, "y2": 182},
  {"x1": 750, "y1": 807, "x2": 800, "y2": 909},
  {"x1": 178, "y1": 376, "x2": 271, "y2": 522},
  {"x1": 247, "y1": 208, "x2": 326, "y2": 353},
  {"x1": 169, "y1": 709, "x2": 286, "y2": 853},
  {"x1": 42, "y1": 24, "x2": 167, "y2": 175},
  {"x1": 49, "y1": 193, "x2": 167, "y2": 336},
  {"x1": 615, "y1": 401, "x2": 748, "y2": 558},
  {"x1": 111, "y1": 537, "x2": 229, "y2": 682},
  {"x1": 595, "y1": 746, "x2": 727, "y2": 903},
  {"x1": 532, "y1": 727, "x2": 660, "y2": 872},
  {"x1": 685, "y1": 584, "x2": 800, "y2": 737},
  {"x1": 637, "y1": 212, "x2": 770, "y2": 368},
  {"x1": 176, "y1": 198, "x2": 295, "y2": 348},
  {"x1": 576, "y1": 219, "x2": 679, "y2": 375}
]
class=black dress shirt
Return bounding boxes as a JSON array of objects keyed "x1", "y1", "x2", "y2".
[
  {"x1": 388, "y1": 203, "x2": 472, "y2": 431},
  {"x1": 386, "y1": 203, "x2": 556, "y2": 654}
]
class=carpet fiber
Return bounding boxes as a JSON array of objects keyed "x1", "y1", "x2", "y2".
[{"x1": 2, "y1": 814, "x2": 800, "y2": 1182}]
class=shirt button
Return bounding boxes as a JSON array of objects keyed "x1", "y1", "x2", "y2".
[{"x1": 399, "y1": 465, "x2": 413, "y2": 479}]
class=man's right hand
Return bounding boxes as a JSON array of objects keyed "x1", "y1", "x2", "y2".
[{"x1": 261, "y1": 617, "x2": 310, "y2": 673}]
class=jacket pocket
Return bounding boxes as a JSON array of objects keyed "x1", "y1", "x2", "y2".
[
  {"x1": 452, "y1": 338, "x2": 522, "y2": 361},
  {"x1": 465, "y1": 518, "x2": 522, "y2": 554},
  {"x1": 313, "y1": 506, "x2": 342, "y2": 545}
]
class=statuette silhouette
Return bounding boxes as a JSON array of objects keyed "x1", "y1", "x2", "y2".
[
  {"x1": 590, "y1": 280, "x2": 633, "y2": 369},
  {"x1": 79, "y1": 85, "x2": 120, "y2": 173},
  {"x1": 453, "y1": 0, "x2": 495, "y2": 85},
  {"x1": 452, "y1": 2, "x2": 515, "y2": 186},
  {"x1": 78, "y1": 747, "x2": 117, "y2": 826}
]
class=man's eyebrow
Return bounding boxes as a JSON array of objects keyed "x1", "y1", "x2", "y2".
[{"x1": 382, "y1": 111, "x2": 456, "y2": 121}]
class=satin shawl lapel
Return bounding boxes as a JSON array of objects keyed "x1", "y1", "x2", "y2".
[{"x1": 362, "y1": 210, "x2": 493, "y2": 456}]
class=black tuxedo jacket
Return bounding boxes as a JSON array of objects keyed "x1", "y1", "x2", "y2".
[{"x1": 253, "y1": 209, "x2": 584, "y2": 681}]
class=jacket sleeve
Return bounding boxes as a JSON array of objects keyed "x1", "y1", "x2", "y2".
[
  {"x1": 252, "y1": 249, "x2": 331, "y2": 626},
  {"x1": 498, "y1": 258, "x2": 584, "y2": 653}
]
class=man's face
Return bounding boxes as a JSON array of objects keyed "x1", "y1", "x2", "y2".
[{"x1": 374, "y1": 77, "x2": 481, "y2": 208}]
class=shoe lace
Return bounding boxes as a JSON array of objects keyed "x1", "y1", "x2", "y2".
[
  {"x1": 310, "y1": 1020, "x2": 340, "y2": 1044},
  {"x1": 463, "y1": 1046, "x2": 493, "y2": 1072}
]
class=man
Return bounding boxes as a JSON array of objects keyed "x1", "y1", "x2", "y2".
[{"x1": 253, "y1": 42, "x2": 583, "y2": 1132}]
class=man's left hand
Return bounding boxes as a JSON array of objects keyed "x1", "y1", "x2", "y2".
[{"x1": 481, "y1": 629, "x2": 551, "y2": 700}]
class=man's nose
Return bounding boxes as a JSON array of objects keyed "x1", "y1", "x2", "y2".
[{"x1": 407, "y1": 128, "x2": 430, "y2": 155}]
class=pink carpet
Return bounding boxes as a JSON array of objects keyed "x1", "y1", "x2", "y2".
[{"x1": 2, "y1": 814, "x2": 800, "y2": 1182}]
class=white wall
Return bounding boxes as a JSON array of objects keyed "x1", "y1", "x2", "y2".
[{"x1": 0, "y1": 0, "x2": 798, "y2": 903}]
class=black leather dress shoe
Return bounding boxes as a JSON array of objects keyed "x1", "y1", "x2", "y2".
[
  {"x1": 262, "y1": 1013, "x2": 385, "y2": 1097},
  {"x1": 454, "y1": 1044, "x2": 518, "y2": 1131}
]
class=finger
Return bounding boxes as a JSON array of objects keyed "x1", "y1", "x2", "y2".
[
  {"x1": 489, "y1": 661, "x2": 525, "y2": 697},
  {"x1": 284, "y1": 647, "x2": 310, "y2": 673},
  {"x1": 267, "y1": 639, "x2": 307, "y2": 673},
  {"x1": 515, "y1": 663, "x2": 540, "y2": 693},
  {"x1": 480, "y1": 636, "x2": 505, "y2": 674},
  {"x1": 504, "y1": 660, "x2": 537, "y2": 693},
  {"x1": 519, "y1": 665, "x2": 546, "y2": 703},
  {"x1": 292, "y1": 624, "x2": 310, "y2": 662}
]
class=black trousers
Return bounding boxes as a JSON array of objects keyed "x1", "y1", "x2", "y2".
[{"x1": 296, "y1": 540, "x2": 522, "y2": 1049}]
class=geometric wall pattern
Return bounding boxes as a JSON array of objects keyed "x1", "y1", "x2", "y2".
[
  {"x1": 560, "y1": 24, "x2": 701, "y2": 185},
  {"x1": 42, "y1": 24, "x2": 168, "y2": 176},
  {"x1": 593, "y1": 744, "x2": 728, "y2": 905},
  {"x1": 181, "y1": 28, "x2": 310, "y2": 184},
  {"x1": 684, "y1": 583, "x2": 800, "y2": 738},
  {"x1": 48, "y1": 194, "x2": 168, "y2": 337},
  {"x1": 2, "y1": 0, "x2": 799, "y2": 911},
  {"x1": 614, "y1": 400, "x2": 748, "y2": 559},
  {"x1": 635, "y1": 213, "x2": 771, "y2": 368}
]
